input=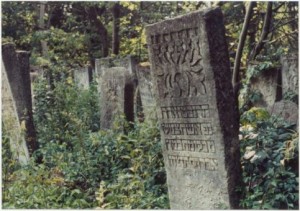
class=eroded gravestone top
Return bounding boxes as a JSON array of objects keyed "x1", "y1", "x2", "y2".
[
  {"x1": 146, "y1": 8, "x2": 241, "y2": 209},
  {"x1": 95, "y1": 56, "x2": 136, "y2": 78}
]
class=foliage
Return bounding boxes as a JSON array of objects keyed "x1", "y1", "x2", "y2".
[
  {"x1": 2, "y1": 2, "x2": 299, "y2": 209},
  {"x1": 94, "y1": 119, "x2": 169, "y2": 209},
  {"x1": 2, "y1": 163, "x2": 91, "y2": 209},
  {"x1": 3, "y1": 77, "x2": 168, "y2": 209},
  {"x1": 239, "y1": 112, "x2": 298, "y2": 209}
]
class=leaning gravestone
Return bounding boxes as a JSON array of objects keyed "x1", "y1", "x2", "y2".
[
  {"x1": 146, "y1": 8, "x2": 241, "y2": 209},
  {"x1": 2, "y1": 60, "x2": 30, "y2": 165},
  {"x1": 281, "y1": 54, "x2": 298, "y2": 97},
  {"x1": 136, "y1": 63, "x2": 157, "y2": 120},
  {"x1": 250, "y1": 67, "x2": 281, "y2": 108},
  {"x1": 74, "y1": 66, "x2": 93, "y2": 90},
  {"x1": 100, "y1": 67, "x2": 135, "y2": 129},
  {"x1": 2, "y1": 43, "x2": 37, "y2": 155}
]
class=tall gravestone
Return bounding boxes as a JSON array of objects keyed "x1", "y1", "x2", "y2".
[
  {"x1": 250, "y1": 68, "x2": 281, "y2": 107},
  {"x1": 136, "y1": 64, "x2": 157, "y2": 120},
  {"x1": 281, "y1": 54, "x2": 298, "y2": 98},
  {"x1": 100, "y1": 67, "x2": 135, "y2": 129},
  {"x1": 95, "y1": 56, "x2": 138, "y2": 129},
  {"x1": 2, "y1": 43, "x2": 38, "y2": 155},
  {"x1": 2, "y1": 60, "x2": 30, "y2": 165},
  {"x1": 74, "y1": 66, "x2": 93, "y2": 89},
  {"x1": 146, "y1": 8, "x2": 241, "y2": 209}
]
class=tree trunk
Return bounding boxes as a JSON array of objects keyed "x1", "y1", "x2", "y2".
[
  {"x1": 111, "y1": 2, "x2": 120, "y2": 55},
  {"x1": 249, "y1": 2, "x2": 273, "y2": 61},
  {"x1": 232, "y1": 2, "x2": 255, "y2": 97},
  {"x1": 88, "y1": 6, "x2": 109, "y2": 57}
]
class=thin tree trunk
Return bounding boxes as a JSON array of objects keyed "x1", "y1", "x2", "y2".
[
  {"x1": 88, "y1": 6, "x2": 109, "y2": 57},
  {"x1": 232, "y1": 2, "x2": 255, "y2": 97},
  {"x1": 249, "y1": 2, "x2": 273, "y2": 61},
  {"x1": 111, "y1": 2, "x2": 120, "y2": 55}
]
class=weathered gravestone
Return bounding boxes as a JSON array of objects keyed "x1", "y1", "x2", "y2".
[
  {"x1": 146, "y1": 8, "x2": 241, "y2": 209},
  {"x1": 100, "y1": 67, "x2": 135, "y2": 129},
  {"x1": 281, "y1": 54, "x2": 298, "y2": 97},
  {"x1": 95, "y1": 56, "x2": 136, "y2": 129},
  {"x1": 268, "y1": 100, "x2": 298, "y2": 126},
  {"x1": 2, "y1": 60, "x2": 30, "y2": 165},
  {"x1": 2, "y1": 43, "x2": 38, "y2": 155},
  {"x1": 74, "y1": 66, "x2": 93, "y2": 89},
  {"x1": 136, "y1": 63, "x2": 157, "y2": 120},
  {"x1": 95, "y1": 56, "x2": 137, "y2": 77},
  {"x1": 250, "y1": 67, "x2": 281, "y2": 108}
]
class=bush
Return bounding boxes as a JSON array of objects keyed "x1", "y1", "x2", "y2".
[
  {"x1": 3, "y1": 76, "x2": 168, "y2": 208},
  {"x1": 2, "y1": 163, "x2": 92, "y2": 209},
  {"x1": 94, "y1": 119, "x2": 169, "y2": 209},
  {"x1": 239, "y1": 112, "x2": 298, "y2": 209}
]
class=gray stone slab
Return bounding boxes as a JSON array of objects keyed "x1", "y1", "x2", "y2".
[
  {"x1": 2, "y1": 43, "x2": 37, "y2": 155},
  {"x1": 100, "y1": 67, "x2": 135, "y2": 129},
  {"x1": 95, "y1": 56, "x2": 137, "y2": 129},
  {"x1": 250, "y1": 68, "x2": 281, "y2": 107},
  {"x1": 281, "y1": 54, "x2": 298, "y2": 96},
  {"x1": 136, "y1": 64, "x2": 157, "y2": 120},
  {"x1": 268, "y1": 100, "x2": 298, "y2": 126},
  {"x1": 2, "y1": 59, "x2": 30, "y2": 165},
  {"x1": 95, "y1": 56, "x2": 137, "y2": 78},
  {"x1": 146, "y1": 8, "x2": 241, "y2": 209},
  {"x1": 74, "y1": 67, "x2": 91, "y2": 89}
]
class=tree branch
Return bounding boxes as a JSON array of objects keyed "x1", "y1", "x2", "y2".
[
  {"x1": 248, "y1": 2, "x2": 273, "y2": 61},
  {"x1": 232, "y1": 2, "x2": 255, "y2": 96}
]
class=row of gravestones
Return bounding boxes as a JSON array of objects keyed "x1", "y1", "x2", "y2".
[
  {"x1": 2, "y1": 8, "x2": 298, "y2": 209},
  {"x1": 71, "y1": 56, "x2": 157, "y2": 129},
  {"x1": 250, "y1": 53, "x2": 298, "y2": 125}
]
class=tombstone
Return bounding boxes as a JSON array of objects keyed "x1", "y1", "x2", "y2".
[
  {"x1": 100, "y1": 67, "x2": 135, "y2": 129},
  {"x1": 95, "y1": 56, "x2": 137, "y2": 129},
  {"x1": 74, "y1": 66, "x2": 93, "y2": 89},
  {"x1": 95, "y1": 56, "x2": 137, "y2": 99},
  {"x1": 281, "y1": 54, "x2": 298, "y2": 99},
  {"x1": 2, "y1": 59, "x2": 30, "y2": 165},
  {"x1": 95, "y1": 55, "x2": 137, "y2": 77},
  {"x1": 268, "y1": 100, "x2": 298, "y2": 126},
  {"x1": 146, "y1": 8, "x2": 241, "y2": 209},
  {"x1": 30, "y1": 65, "x2": 45, "y2": 108},
  {"x1": 250, "y1": 67, "x2": 281, "y2": 107},
  {"x1": 136, "y1": 63, "x2": 157, "y2": 120},
  {"x1": 2, "y1": 43, "x2": 38, "y2": 155}
]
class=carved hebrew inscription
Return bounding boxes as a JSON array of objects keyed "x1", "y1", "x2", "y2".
[
  {"x1": 161, "y1": 122, "x2": 213, "y2": 136},
  {"x1": 168, "y1": 155, "x2": 218, "y2": 170},
  {"x1": 161, "y1": 104, "x2": 209, "y2": 119},
  {"x1": 150, "y1": 28, "x2": 206, "y2": 98},
  {"x1": 165, "y1": 139, "x2": 215, "y2": 153}
]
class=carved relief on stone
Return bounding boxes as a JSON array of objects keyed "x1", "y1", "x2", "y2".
[{"x1": 150, "y1": 28, "x2": 206, "y2": 98}]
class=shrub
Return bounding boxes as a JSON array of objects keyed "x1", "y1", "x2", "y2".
[{"x1": 239, "y1": 113, "x2": 298, "y2": 209}]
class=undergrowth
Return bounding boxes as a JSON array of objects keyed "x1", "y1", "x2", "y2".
[{"x1": 2, "y1": 74, "x2": 298, "y2": 209}]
